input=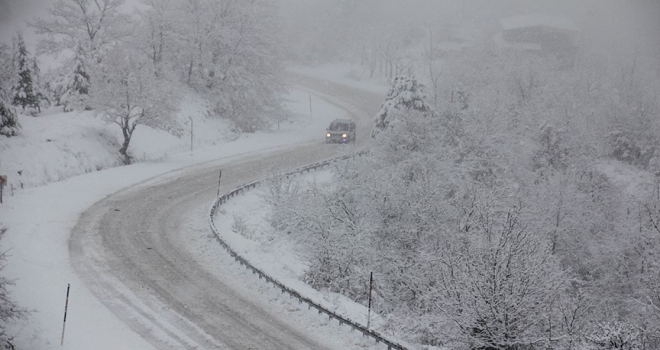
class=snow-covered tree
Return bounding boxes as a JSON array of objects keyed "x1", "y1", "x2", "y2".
[
  {"x1": 0, "y1": 100, "x2": 18, "y2": 138},
  {"x1": 30, "y1": 56, "x2": 50, "y2": 112},
  {"x1": 134, "y1": 0, "x2": 176, "y2": 77},
  {"x1": 0, "y1": 44, "x2": 20, "y2": 137},
  {"x1": 11, "y1": 34, "x2": 39, "y2": 112},
  {"x1": 166, "y1": 0, "x2": 286, "y2": 132},
  {"x1": 60, "y1": 43, "x2": 91, "y2": 111},
  {"x1": 216, "y1": 0, "x2": 287, "y2": 132},
  {"x1": 433, "y1": 201, "x2": 567, "y2": 349},
  {"x1": 29, "y1": 0, "x2": 132, "y2": 62},
  {"x1": 90, "y1": 46, "x2": 177, "y2": 163},
  {"x1": 372, "y1": 75, "x2": 433, "y2": 137}
]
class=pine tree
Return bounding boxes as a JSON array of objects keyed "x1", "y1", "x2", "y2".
[
  {"x1": 372, "y1": 75, "x2": 434, "y2": 137},
  {"x1": 0, "y1": 100, "x2": 19, "y2": 137},
  {"x1": 0, "y1": 44, "x2": 19, "y2": 137},
  {"x1": 31, "y1": 57, "x2": 47, "y2": 112},
  {"x1": 71, "y1": 44, "x2": 90, "y2": 96},
  {"x1": 11, "y1": 35, "x2": 38, "y2": 111},
  {"x1": 61, "y1": 43, "x2": 91, "y2": 111}
]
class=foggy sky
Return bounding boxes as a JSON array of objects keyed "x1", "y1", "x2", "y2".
[
  {"x1": 1, "y1": 0, "x2": 658, "y2": 65},
  {"x1": 275, "y1": 0, "x2": 660, "y2": 61}
]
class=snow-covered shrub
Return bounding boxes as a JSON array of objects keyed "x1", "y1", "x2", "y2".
[
  {"x1": 587, "y1": 322, "x2": 643, "y2": 350},
  {"x1": 0, "y1": 101, "x2": 19, "y2": 137},
  {"x1": 609, "y1": 132, "x2": 655, "y2": 168},
  {"x1": 266, "y1": 168, "x2": 372, "y2": 300},
  {"x1": 0, "y1": 225, "x2": 29, "y2": 349},
  {"x1": 648, "y1": 156, "x2": 660, "y2": 176},
  {"x1": 264, "y1": 173, "x2": 302, "y2": 232},
  {"x1": 231, "y1": 214, "x2": 253, "y2": 239},
  {"x1": 534, "y1": 124, "x2": 570, "y2": 174},
  {"x1": 451, "y1": 83, "x2": 470, "y2": 110}
]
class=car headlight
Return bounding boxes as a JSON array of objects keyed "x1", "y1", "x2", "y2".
[
  {"x1": 342, "y1": 133, "x2": 347, "y2": 138},
  {"x1": 326, "y1": 133, "x2": 331, "y2": 137}
]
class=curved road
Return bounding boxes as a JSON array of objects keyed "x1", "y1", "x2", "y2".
[{"x1": 69, "y1": 75, "x2": 383, "y2": 349}]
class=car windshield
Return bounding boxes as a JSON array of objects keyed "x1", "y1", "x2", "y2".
[{"x1": 329, "y1": 122, "x2": 349, "y2": 131}]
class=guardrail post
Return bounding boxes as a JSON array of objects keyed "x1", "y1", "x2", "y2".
[{"x1": 367, "y1": 271, "x2": 373, "y2": 329}]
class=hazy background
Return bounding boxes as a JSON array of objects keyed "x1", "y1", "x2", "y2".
[{"x1": 2, "y1": 0, "x2": 658, "y2": 67}]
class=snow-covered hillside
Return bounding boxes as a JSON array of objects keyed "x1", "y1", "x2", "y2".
[
  {"x1": 0, "y1": 80, "x2": 376, "y2": 349},
  {"x1": 0, "y1": 87, "x2": 342, "y2": 191}
]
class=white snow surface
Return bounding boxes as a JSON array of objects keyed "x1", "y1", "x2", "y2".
[
  {"x1": 0, "y1": 78, "x2": 398, "y2": 349},
  {"x1": 289, "y1": 63, "x2": 390, "y2": 95}
]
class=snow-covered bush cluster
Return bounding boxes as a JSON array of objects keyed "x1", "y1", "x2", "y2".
[
  {"x1": 0, "y1": 224, "x2": 28, "y2": 349},
  {"x1": 270, "y1": 50, "x2": 660, "y2": 348}
]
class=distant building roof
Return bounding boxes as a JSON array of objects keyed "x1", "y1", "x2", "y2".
[{"x1": 500, "y1": 14, "x2": 577, "y2": 32}]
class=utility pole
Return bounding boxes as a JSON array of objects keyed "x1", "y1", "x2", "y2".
[{"x1": 309, "y1": 94, "x2": 313, "y2": 119}]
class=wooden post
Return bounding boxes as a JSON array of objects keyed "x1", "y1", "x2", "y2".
[
  {"x1": 0, "y1": 175, "x2": 6, "y2": 204},
  {"x1": 189, "y1": 116, "x2": 193, "y2": 154},
  {"x1": 216, "y1": 169, "x2": 223, "y2": 197},
  {"x1": 61, "y1": 283, "x2": 70, "y2": 345},
  {"x1": 367, "y1": 272, "x2": 373, "y2": 329},
  {"x1": 309, "y1": 94, "x2": 312, "y2": 119}
]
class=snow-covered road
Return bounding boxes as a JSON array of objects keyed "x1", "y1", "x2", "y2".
[{"x1": 67, "y1": 76, "x2": 383, "y2": 349}]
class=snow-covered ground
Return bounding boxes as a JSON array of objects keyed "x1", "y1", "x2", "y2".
[
  {"x1": 0, "y1": 76, "x2": 395, "y2": 349},
  {"x1": 289, "y1": 63, "x2": 390, "y2": 95}
]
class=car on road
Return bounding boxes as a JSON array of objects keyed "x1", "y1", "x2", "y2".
[{"x1": 325, "y1": 119, "x2": 356, "y2": 144}]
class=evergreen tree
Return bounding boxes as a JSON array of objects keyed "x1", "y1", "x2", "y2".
[
  {"x1": 11, "y1": 35, "x2": 38, "y2": 111},
  {"x1": 0, "y1": 44, "x2": 19, "y2": 137},
  {"x1": 61, "y1": 43, "x2": 91, "y2": 111},
  {"x1": 69, "y1": 44, "x2": 90, "y2": 96},
  {"x1": 372, "y1": 75, "x2": 434, "y2": 137},
  {"x1": 30, "y1": 56, "x2": 48, "y2": 112},
  {"x1": 0, "y1": 101, "x2": 19, "y2": 137}
]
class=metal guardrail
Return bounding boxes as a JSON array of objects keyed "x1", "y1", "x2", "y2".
[{"x1": 208, "y1": 150, "x2": 408, "y2": 350}]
